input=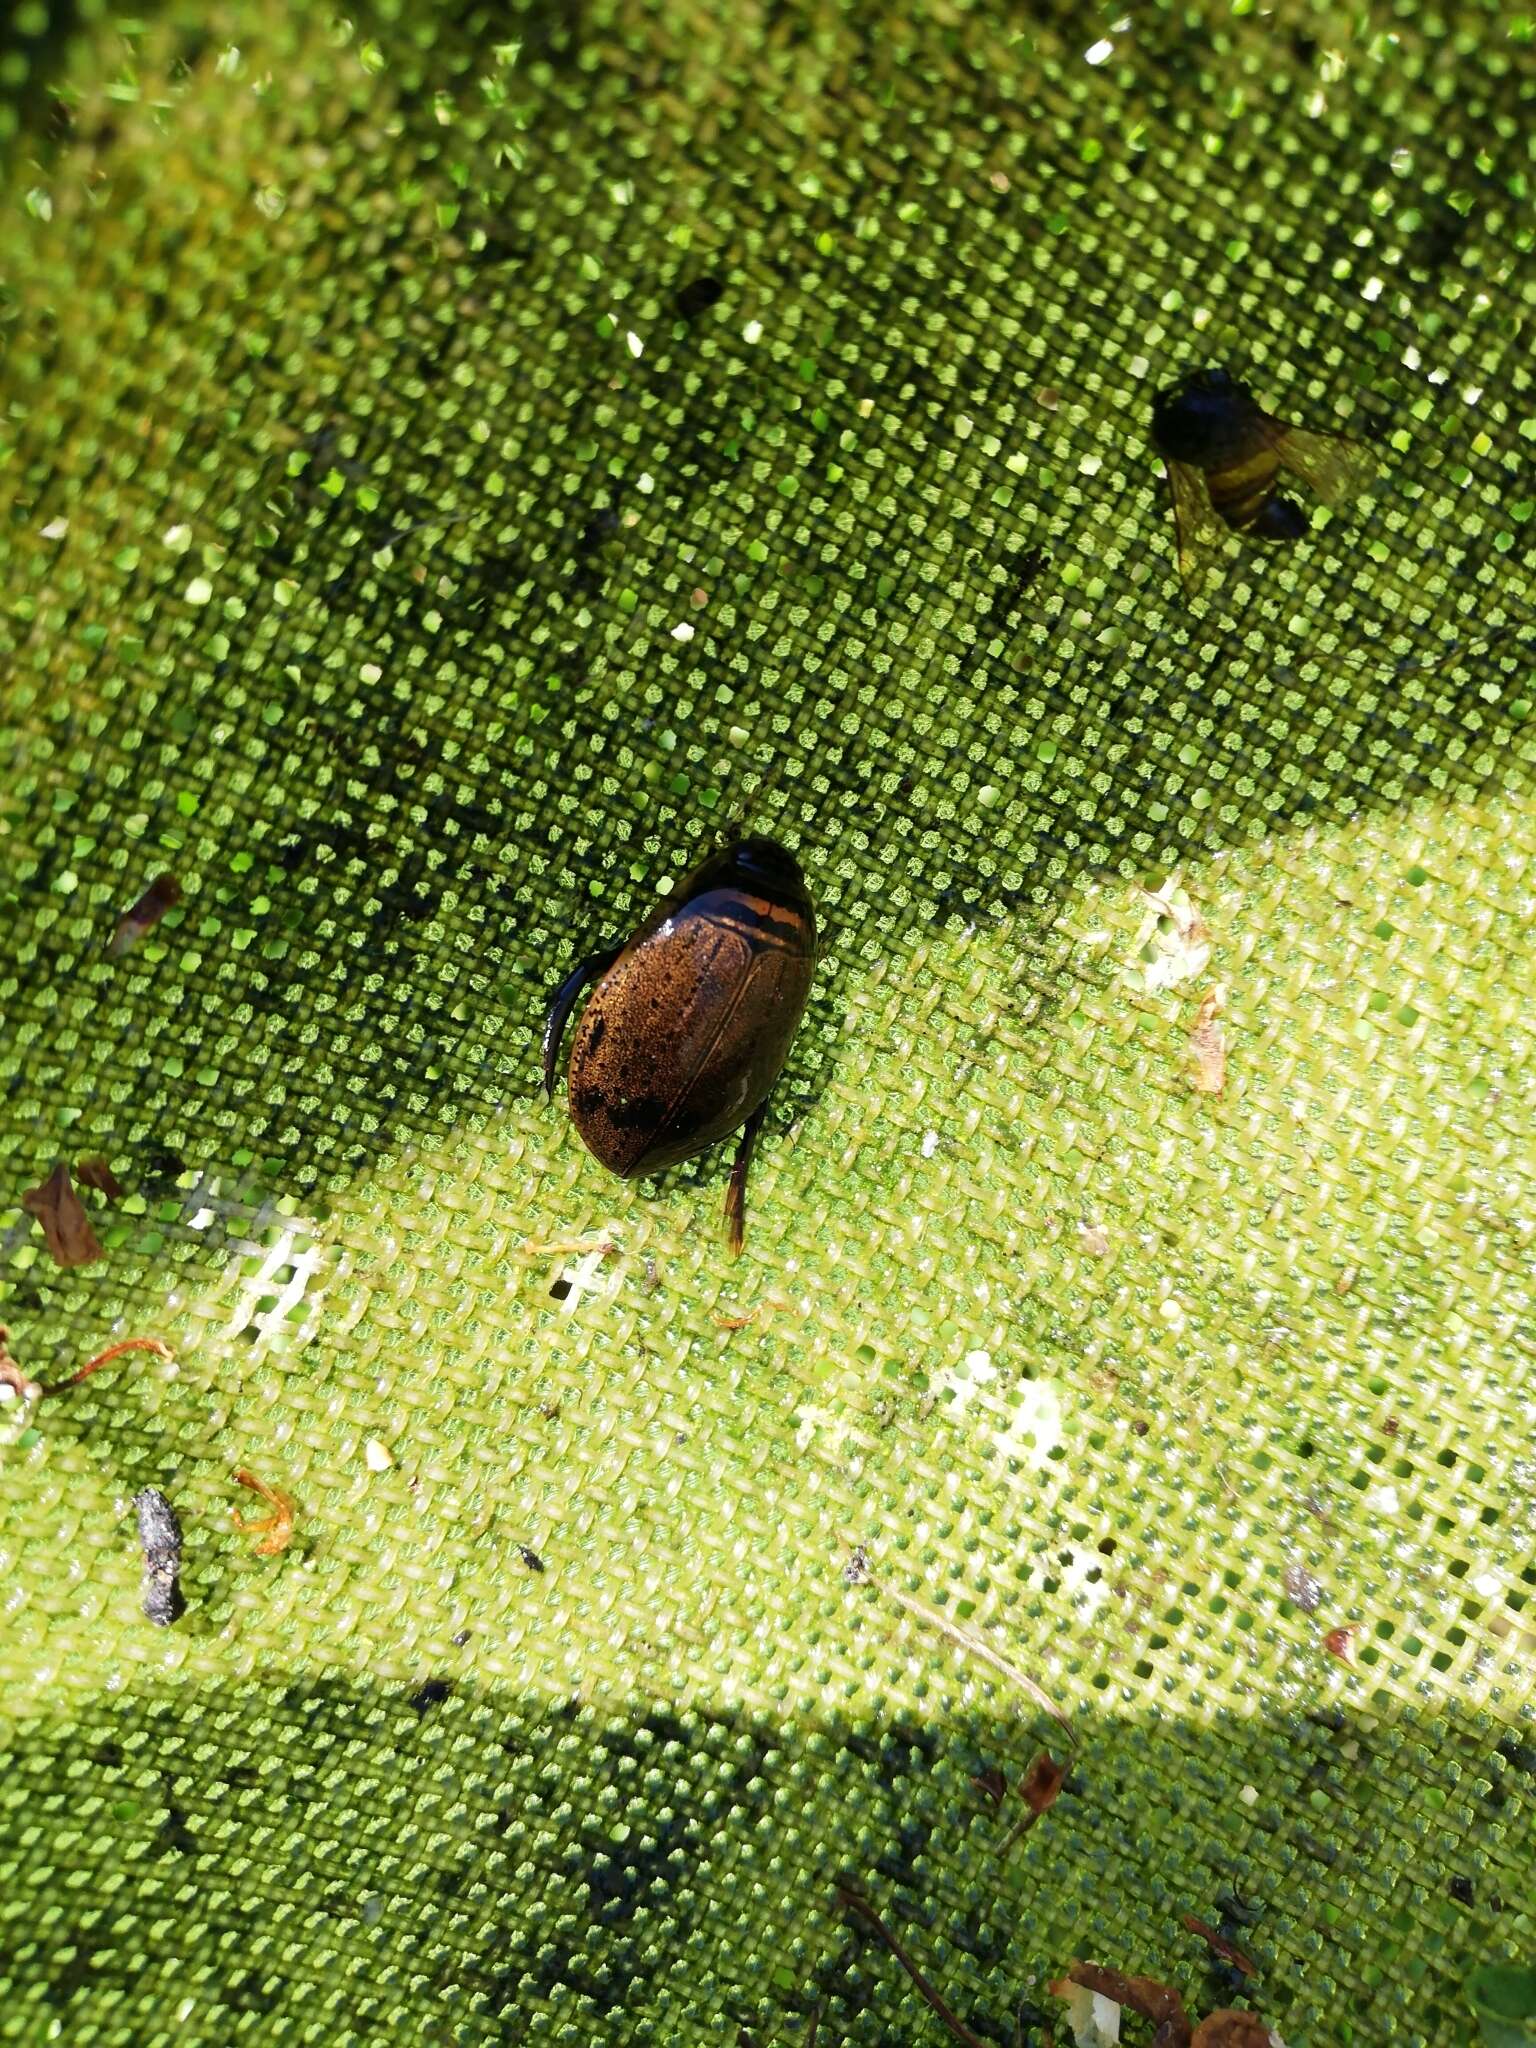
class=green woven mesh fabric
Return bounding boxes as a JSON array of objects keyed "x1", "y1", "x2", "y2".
[{"x1": 3, "y1": 2, "x2": 1535, "y2": 2042}]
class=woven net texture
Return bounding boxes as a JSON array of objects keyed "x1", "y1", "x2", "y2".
[{"x1": 2, "y1": 2, "x2": 1534, "y2": 2043}]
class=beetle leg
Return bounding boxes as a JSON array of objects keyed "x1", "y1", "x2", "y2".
[
  {"x1": 724, "y1": 1098, "x2": 771, "y2": 1257},
  {"x1": 541, "y1": 947, "x2": 622, "y2": 1100}
]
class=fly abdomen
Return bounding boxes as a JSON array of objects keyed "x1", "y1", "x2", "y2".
[{"x1": 1207, "y1": 447, "x2": 1282, "y2": 533}]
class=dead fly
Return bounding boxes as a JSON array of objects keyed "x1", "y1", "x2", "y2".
[
  {"x1": 133, "y1": 1488, "x2": 184, "y2": 1627},
  {"x1": 109, "y1": 873, "x2": 182, "y2": 957},
  {"x1": 576, "y1": 506, "x2": 621, "y2": 553},
  {"x1": 1152, "y1": 367, "x2": 1377, "y2": 597}
]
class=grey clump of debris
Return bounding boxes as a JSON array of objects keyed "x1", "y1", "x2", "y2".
[
  {"x1": 1283, "y1": 1561, "x2": 1322, "y2": 1615},
  {"x1": 132, "y1": 1488, "x2": 185, "y2": 1626}
]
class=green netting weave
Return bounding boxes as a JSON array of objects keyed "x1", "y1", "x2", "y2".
[{"x1": 2, "y1": 3, "x2": 1534, "y2": 2044}]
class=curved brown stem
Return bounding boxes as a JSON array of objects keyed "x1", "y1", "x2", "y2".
[
  {"x1": 45, "y1": 1337, "x2": 173, "y2": 1394},
  {"x1": 835, "y1": 1886, "x2": 991, "y2": 2048}
]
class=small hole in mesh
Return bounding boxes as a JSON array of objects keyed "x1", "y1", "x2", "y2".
[{"x1": 549, "y1": 1277, "x2": 572, "y2": 1301}]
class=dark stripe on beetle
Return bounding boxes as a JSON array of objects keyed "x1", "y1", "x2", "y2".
[{"x1": 702, "y1": 904, "x2": 812, "y2": 956}]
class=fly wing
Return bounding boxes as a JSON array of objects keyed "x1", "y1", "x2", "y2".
[
  {"x1": 1270, "y1": 423, "x2": 1380, "y2": 507},
  {"x1": 1164, "y1": 458, "x2": 1228, "y2": 598}
]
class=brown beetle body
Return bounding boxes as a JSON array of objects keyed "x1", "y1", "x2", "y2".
[{"x1": 542, "y1": 838, "x2": 817, "y2": 1252}]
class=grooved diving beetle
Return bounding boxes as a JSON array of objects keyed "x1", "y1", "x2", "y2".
[{"x1": 542, "y1": 837, "x2": 817, "y2": 1255}]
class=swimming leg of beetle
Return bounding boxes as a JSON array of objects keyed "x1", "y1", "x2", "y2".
[
  {"x1": 724, "y1": 1097, "x2": 771, "y2": 1258},
  {"x1": 541, "y1": 947, "x2": 622, "y2": 1100}
]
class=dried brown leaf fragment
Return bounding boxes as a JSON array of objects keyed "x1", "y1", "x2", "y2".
[
  {"x1": 21, "y1": 1164, "x2": 105, "y2": 1268},
  {"x1": 109, "y1": 873, "x2": 182, "y2": 956},
  {"x1": 1191, "y1": 2015, "x2": 1275, "y2": 2047},
  {"x1": 76, "y1": 1157, "x2": 127, "y2": 1201},
  {"x1": 1189, "y1": 987, "x2": 1227, "y2": 1095},
  {"x1": 998, "y1": 1751, "x2": 1068, "y2": 1851}
]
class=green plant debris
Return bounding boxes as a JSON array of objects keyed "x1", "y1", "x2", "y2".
[{"x1": 1468, "y1": 1966, "x2": 1536, "y2": 2048}]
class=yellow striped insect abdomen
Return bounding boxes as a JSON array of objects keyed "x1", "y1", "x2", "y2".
[{"x1": 1206, "y1": 444, "x2": 1282, "y2": 533}]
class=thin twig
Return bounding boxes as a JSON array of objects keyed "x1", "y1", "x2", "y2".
[
  {"x1": 996, "y1": 1807, "x2": 1032, "y2": 1857},
  {"x1": 714, "y1": 1306, "x2": 761, "y2": 1331},
  {"x1": 231, "y1": 1468, "x2": 298, "y2": 1556},
  {"x1": 1180, "y1": 1913, "x2": 1257, "y2": 1978},
  {"x1": 836, "y1": 1886, "x2": 991, "y2": 2048},
  {"x1": 46, "y1": 1337, "x2": 174, "y2": 1393},
  {"x1": 877, "y1": 1578, "x2": 1075, "y2": 1743}
]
